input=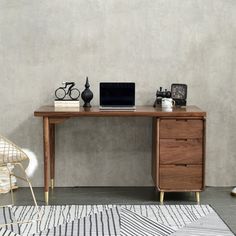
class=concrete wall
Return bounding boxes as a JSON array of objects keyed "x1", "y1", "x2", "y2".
[{"x1": 0, "y1": 0, "x2": 235, "y2": 187}]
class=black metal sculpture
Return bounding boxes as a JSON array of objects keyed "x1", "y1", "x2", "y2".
[
  {"x1": 55, "y1": 82, "x2": 80, "y2": 100},
  {"x1": 81, "y1": 77, "x2": 93, "y2": 107}
]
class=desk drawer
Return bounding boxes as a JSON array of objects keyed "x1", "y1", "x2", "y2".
[
  {"x1": 160, "y1": 119, "x2": 203, "y2": 139},
  {"x1": 159, "y1": 165, "x2": 203, "y2": 190},
  {"x1": 160, "y1": 139, "x2": 203, "y2": 164}
]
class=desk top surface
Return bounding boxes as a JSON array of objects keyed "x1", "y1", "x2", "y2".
[{"x1": 34, "y1": 105, "x2": 206, "y2": 118}]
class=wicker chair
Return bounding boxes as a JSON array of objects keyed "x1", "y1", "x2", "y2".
[{"x1": 0, "y1": 135, "x2": 40, "y2": 227}]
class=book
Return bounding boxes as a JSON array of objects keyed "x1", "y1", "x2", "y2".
[{"x1": 54, "y1": 100, "x2": 80, "y2": 107}]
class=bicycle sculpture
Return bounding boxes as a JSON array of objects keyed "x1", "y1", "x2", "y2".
[{"x1": 55, "y1": 82, "x2": 80, "y2": 100}]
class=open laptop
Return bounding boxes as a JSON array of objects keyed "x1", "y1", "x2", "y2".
[{"x1": 99, "y1": 82, "x2": 135, "y2": 110}]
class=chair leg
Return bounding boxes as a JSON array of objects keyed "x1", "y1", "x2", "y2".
[
  {"x1": 17, "y1": 163, "x2": 41, "y2": 221},
  {"x1": 6, "y1": 164, "x2": 14, "y2": 206},
  {"x1": 0, "y1": 163, "x2": 41, "y2": 227}
]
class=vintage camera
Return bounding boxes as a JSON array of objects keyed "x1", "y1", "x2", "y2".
[{"x1": 153, "y1": 87, "x2": 171, "y2": 107}]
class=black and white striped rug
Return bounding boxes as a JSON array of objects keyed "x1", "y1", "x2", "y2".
[{"x1": 0, "y1": 205, "x2": 234, "y2": 236}]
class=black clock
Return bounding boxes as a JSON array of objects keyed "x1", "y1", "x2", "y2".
[{"x1": 171, "y1": 84, "x2": 187, "y2": 106}]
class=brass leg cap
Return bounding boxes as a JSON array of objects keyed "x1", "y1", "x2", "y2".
[
  {"x1": 195, "y1": 192, "x2": 200, "y2": 203},
  {"x1": 45, "y1": 192, "x2": 49, "y2": 205},
  {"x1": 160, "y1": 191, "x2": 164, "y2": 204},
  {"x1": 51, "y1": 179, "x2": 54, "y2": 190}
]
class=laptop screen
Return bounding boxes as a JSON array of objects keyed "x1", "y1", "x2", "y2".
[{"x1": 100, "y1": 82, "x2": 135, "y2": 107}]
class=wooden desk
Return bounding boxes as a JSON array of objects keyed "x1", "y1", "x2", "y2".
[{"x1": 34, "y1": 105, "x2": 206, "y2": 204}]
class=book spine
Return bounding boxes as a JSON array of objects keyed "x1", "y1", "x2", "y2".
[{"x1": 54, "y1": 102, "x2": 80, "y2": 107}]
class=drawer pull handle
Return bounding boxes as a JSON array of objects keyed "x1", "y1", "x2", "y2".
[
  {"x1": 175, "y1": 164, "x2": 188, "y2": 167},
  {"x1": 175, "y1": 139, "x2": 188, "y2": 141}
]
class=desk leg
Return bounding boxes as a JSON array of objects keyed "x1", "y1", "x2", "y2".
[
  {"x1": 43, "y1": 117, "x2": 50, "y2": 205},
  {"x1": 50, "y1": 124, "x2": 55, "y2": 190}
]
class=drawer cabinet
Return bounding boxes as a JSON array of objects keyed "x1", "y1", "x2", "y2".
[
  {"x1": 160, "y1": 119, "x2": 203, "y2": 139},
  {"x1": 159, "y1": 164, "x2": 203, "y2": 190},
  {"x1": 160, "y1": 139, "x2": 203, "y2": 164},
  {"x1": 152, "y1": 117, "x2": 205, "y2": 203}
]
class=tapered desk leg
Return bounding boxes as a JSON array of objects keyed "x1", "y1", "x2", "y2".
[
  {"x1": 43, "y1": 117, "x2": 50, "y2": 205},
  {"x1": 50, "y1": 124, "x2": 55, "y2": 190}
]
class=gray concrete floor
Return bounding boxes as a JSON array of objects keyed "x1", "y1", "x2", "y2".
[{"x1": 1, "y1": 187, "x2": 236, "y2": 234}]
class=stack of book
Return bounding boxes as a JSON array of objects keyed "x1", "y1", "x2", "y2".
[
  {"x1": 54, "y1": 100, "x2": 80, "y2": 108},
  {"x1": 0, "y1": 165, "x2": 17, "y2": 194}
]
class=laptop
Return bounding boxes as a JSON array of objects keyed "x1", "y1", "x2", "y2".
[{"x1": 99, "y1": 82, "x2": 135, "y2": 110}]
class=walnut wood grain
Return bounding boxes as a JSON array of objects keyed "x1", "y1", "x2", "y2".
[
  {"x1": 203, "y1": 118, "x2": 206, "y2": 189},
  {"x1": 49, "y1": 117, "x2": 69, "y2": 124},
  {"x1": 34, "y1": 105, "x2": 206, "y2": 203},
  {"x1": 43, "y1": 117, "x2": 50, "y2": 198},
  {"x1": 159, "y1": 165, "x2": 203, "y2": 190},
  {"x1": 160, "y1": 139, "x2": 203, "y2": 164},
  {"x1": 50, "y1": 124, "x2": 55, "y2": 188},
  {"x1": 159, "y1": 119, "x2": 203, "y2": 139},
  {"x1": 34, "y1": 105, "x2": 206, "y2": 118},
  {"x1": 152, "y1": 118, "x2": 159, "y2": 186}
]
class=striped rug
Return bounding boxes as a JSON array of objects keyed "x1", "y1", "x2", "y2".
[{"x1": 0, "y1": 205, "x2": 234, "y2": 236}]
